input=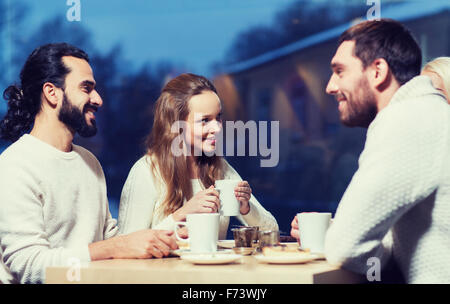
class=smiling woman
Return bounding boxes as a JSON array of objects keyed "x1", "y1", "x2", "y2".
[
  {"x1": 183, "y1": 90, "x2": 222, "y2": 156},
  {"x1": 117, "y1": 73, "x2": 278, "y2": 239}
]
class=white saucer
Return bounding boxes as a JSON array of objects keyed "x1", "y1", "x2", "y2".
[
  {"x1": 171, "y1": 248, "x2": 233, "y2": 257},
  {"x1": 217, "y1": 240, "x2": 235, "y2": 249},
  {"x1": 180, "y1": 254, "x2": 242, "y2": 265},
  {"x1": 253, "y1": 253, "x2": 323, "y2": 264}
]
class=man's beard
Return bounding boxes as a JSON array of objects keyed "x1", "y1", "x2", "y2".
[
  {"x1": 340, "y1": 76, "x2": 377, "y2": 128},
  {"x1": 58, "y1": 93, "x2": 98, "y2": 138}
]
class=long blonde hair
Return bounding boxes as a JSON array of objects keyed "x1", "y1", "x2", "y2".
[
  {"x1": 423, "y1": 57, "x2": 450, "y2": 99},
  {"x1": 145, "y1": 73, "x2": 224, "y2": 216}
]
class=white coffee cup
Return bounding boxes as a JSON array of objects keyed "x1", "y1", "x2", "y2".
[
  {"x1": 215, "y1": 179, "x2": 240, "y2": 216},
  {"x1": 297, "y1": 212, "x2": 332, "y2": 253},
  {"x1": 174, "y1": 213, "x2": 220, "y2": 253}
]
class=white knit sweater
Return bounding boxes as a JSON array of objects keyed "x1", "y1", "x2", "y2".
[
  {"x1": 0, "y1": 135, "x2": 118, "y2": 284},
  {"x1": 118, "y1": 155, "x2": 279, "y2": 239},
  {"x1": 325, "y1": 76, "x2": 450, "y2": 283}
]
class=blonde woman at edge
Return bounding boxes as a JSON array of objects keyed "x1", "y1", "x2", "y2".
[
  {"x1": 421, "y1": 57, "x2": 450, "y2": 103},
  {"x1": 118, "y1": 73, "x2": 278, "y2": 239}
]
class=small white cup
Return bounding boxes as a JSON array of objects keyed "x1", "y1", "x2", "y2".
[
  {"x1": 297, "y1": 212, "x2": 332, "y2": 253},
  {"x1": 175, "y1": 213, "x2": 220, "y2": 253},
  {"x1": 215, "y1": 179, "x2": 240, "y2": 216}
]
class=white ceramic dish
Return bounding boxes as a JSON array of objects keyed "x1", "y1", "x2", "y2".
[
  {"x1": 171, "y1": 248, "x2": 232, "y2": 257},
  {"x1": 232, "y1": 247, "x2": 256, "y2": 256},
  {"x1": 217, "y1": 240, "x2": 235, "y2": 249},
  {"x1": 253, "y1": 253, "x2": 323, "y2": 264},
  {"x1": 180, "y1": 254, "x2": 242, "y2": 265}
]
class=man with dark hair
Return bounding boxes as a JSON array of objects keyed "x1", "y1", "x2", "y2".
[
  {"x1": 0, "y1": 43, "x2": 177, "y2": 284},
  {"x1": 291, "y1": 19, "x2": 450, "y2": 283}
]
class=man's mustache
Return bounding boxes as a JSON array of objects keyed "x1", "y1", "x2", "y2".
[
  {"x1": 335, "y1": 93, "x2": 346, "y2": 102},
  {"x1": 84, "y1": 103, "x2": 99, "y2": 113}
]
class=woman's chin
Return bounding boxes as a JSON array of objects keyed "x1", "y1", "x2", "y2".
[{"x1": 202, "y1": 145, "x2": 217, "y2": 155}]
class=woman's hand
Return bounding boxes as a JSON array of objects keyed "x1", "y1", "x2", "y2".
[
  {"x1": 235, "y1": 181, "x2": 252, "y2": 215},
  {"x1": 173, "y1": 185, "x2": 220, "y2": 221},
  {"x1": 290, "y1": 215, "x2": 300, "y2": 243}
]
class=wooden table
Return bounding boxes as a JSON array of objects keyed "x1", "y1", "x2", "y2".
[{"x1": 46, "y1": 244, "x2": 364, "y2": 284}]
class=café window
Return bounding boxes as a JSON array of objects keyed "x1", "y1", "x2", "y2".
[{"x1": 256, "y1": 88, "x2": 272, "y2": 121}]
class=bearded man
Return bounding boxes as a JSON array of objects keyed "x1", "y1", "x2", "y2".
[
  {"x1": 291, "y1": 19, "x2": 450, "y2": 283},
  {"x1": 0, "y1": 43, "x2": 177, "y2": 284}
]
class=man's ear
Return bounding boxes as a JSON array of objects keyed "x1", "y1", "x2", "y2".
[
  {"x1": 42, "y1": 82, "x2": 61, "y2": 108},
  {"x1": 369, "y1": 58, "x2": 390, "y2": 90}
]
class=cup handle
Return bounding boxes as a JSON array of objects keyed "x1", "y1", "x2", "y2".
[{"x1": 174, "y1": 222, "x2": 189, "y2": 243}]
